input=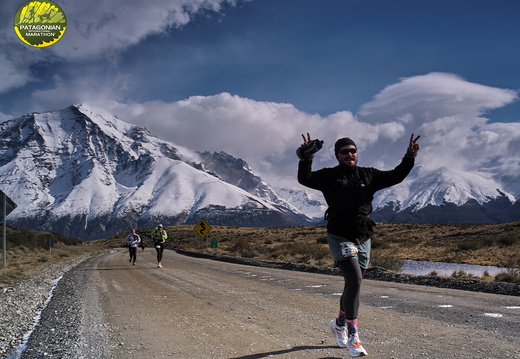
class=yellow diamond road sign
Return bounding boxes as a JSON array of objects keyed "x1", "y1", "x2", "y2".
[{"x1": 194, "y1": 220, "x2": 212, "y2": 238}]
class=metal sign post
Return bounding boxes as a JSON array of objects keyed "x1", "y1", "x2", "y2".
[
  {"x1": 194, "y1": 220, "x2": 213, "y2": 253},
  {"x1": 1, "y1": 190, "x2": 17, "y2": 267},
  {"x1": 2, "y1": 194, "x2": 5, "y2": 267}
]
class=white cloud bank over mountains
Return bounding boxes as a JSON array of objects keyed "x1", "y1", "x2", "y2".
[{"x1": 101, "y1": 72, "x2": 519, "y2": 191}]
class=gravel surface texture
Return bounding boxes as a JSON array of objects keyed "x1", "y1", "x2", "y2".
[
  {"x1": 1, "y1": 255, "x2": 114, "y2": 359},
  {"x1": 1, "y1": 250, "x2": 518, "y2": 358}
]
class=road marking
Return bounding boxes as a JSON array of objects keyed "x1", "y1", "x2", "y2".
[{"x1": 484, "y1": 313, "x2": 503, "y2": 318}]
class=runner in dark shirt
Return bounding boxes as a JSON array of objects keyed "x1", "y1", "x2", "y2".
[{"x1": 297, "y1": 133, "x2": 420, "y2": 357}]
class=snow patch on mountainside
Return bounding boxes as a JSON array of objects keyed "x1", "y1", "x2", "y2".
[
  {"x1": 276, "y1": 187, "x2": 327, "y2": 220},
  {"x1": 373, "y1": 167, "x2": 515, "y2": 212}
]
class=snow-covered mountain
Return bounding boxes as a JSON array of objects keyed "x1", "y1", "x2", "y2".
[
  {"x1": 279, "y1": 162, "x2": 520, "y2": 224},
  {"x1": 1, "y1": 104, "x2": 518, "y2": 241},
  {"x1": 0, "y1": 104, "x2": 312, "y2": 240},
  {"x1": 373, "y1": 167, "x2": 515, "y2": 210},
  {"x1": 370, "y1": 166, "x2": 520, "y2": 223}
]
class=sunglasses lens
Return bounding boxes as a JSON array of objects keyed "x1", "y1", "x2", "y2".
[{"x1": 340, "y1": 148, "x2": 356, "y2": 155}]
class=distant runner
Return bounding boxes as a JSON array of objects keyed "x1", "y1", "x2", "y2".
[
  {"x1": 125, "y1": 229, "x2": 141, "y2": 265},
  {"x1": 151, "y1": 224, "x2": 168, "y2": 268}
]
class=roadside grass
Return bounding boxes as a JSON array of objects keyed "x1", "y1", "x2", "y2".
[
  {"x1": 371, "y1": 222, "x2": 520, "y2": 268},
  {"x1": 1, "y1": 221, "x2": 519, "y2": 287},
  {"x1": 0, "y1": 225, "x2": 109, "y2": 285}
]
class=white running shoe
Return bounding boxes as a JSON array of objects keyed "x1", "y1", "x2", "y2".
[
  {"x1": 347, "y1": 332, "x2": 368, "y2": 357},
  {"x1": 158, "y1": 262, "x2": 162, "y2": 268},
  {"x1": 329, "y1": 319, "x2": 348, "y2": 347}
]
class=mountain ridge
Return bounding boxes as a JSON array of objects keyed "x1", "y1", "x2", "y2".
[
  {"x1": 1, "y1": 104, "x2": 519, "y2": 240},
  {"x1": 0, "y1": 104, "x2": 311, "y2": 240}
]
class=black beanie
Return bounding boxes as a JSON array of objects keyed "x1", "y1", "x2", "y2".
[{"x1": 334, "y1": 137, "x2": 357, "y2": 155}]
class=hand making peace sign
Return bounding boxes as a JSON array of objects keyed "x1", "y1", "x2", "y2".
[{"x1": 408, "y1": 134, "x2": 421, "y2": 154}]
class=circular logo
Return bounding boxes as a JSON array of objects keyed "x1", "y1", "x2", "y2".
[{"x1": 13, "y1": 1, "x2": 67, "y2": 47}]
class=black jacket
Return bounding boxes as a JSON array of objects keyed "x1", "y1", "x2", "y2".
[{"x1": 298, "y1": 155, "x2": 415, "y2": 244}]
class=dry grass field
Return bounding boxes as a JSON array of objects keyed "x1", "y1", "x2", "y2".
[
  {"x1": 0, "y1": 225, "x2": 104, "y2": 285},
  {"x1": 1, "y1": 221, "x2": 519, "y2": 287}
]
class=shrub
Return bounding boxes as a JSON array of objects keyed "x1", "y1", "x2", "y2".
[
  {"x1": 37, "y1": 256, "x2": 49, "y2": 263},
  {"x1": 240, "y1": 248, "x2": 257, "y2": 258},
  {"x1": 280, "y1": 241, "x2": 330, "y2": 263},
  {"x1": 228, "y1": 237, "x2": 257, "y2": 258},
  {"x1": 497, "y1": 235, "x2": 518, "y2": 247},
  {"x1": 370, "y1": 256, "x2": 404, "y2": 272},
  {"x1": 316, "y1": 236, "x2": 328, "y2": 245},
  {"x1": 495, "y1": 268, "x2": 520, "y2": 283},
  {"x1": 451, "y1": 270, "x2": 467, "y2": 278},
  {"x1": 456, "y1": 241, "x2": 483, "y2": 252},
  {"x1": 451, "y1": 270, "x2": 478, "y2": 279}
]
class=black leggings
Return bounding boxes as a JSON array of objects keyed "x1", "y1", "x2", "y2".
[
  {"x1": 338, "y1": 257, "x2": 366, "y2": 320},
  {"x1": 155, "y1": 243, "x2": 165, "y2": 262},
  {"x1": 128, "y1": 247, "x2": 137, "y2": 263}
]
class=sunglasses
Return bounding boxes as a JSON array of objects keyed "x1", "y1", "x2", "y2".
[{"x1": 338, "y1": 148, "x2": 357, "y2": 155}]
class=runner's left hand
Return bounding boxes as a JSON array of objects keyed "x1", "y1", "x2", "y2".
[{"x1": 408, "y1": 134, "x2": 421, "y2": 154}]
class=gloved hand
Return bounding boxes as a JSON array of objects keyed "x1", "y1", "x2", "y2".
[{"x1": 296, "y1": 138, "x2": 324, "y2": 160}]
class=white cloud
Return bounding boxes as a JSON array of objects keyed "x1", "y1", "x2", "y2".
[
  {"x1": 52, "y1": 0, "x2": 241, "y2": 59},
  {"x1": 359, "y1": 72, "x2": 518, "y2": 124},
  {"x1": 0, "y1": 0, "x2": 242, "y2": 94},
  {"x1": 0, "y1": 109, "x2": 11, "y2": 123},
  {"x1": 94, "y1": 73, "x2": 520, "y2": 189},
  {"x1": 477, "y1": 121, "x2": 520, "y2": 166},
  {"x1": 356, "y1": 72, "x2": 519, "y2": 173},
  {"x1": 0, "y1": 48, "x2": 35, "y2": 94},
  {"x1": 101, "y1": 92, "x2": 414, "y2": 189},
  {"x1": 28, "y1": 71, "x2": 131, "y2": 114},
  {"x1": 102, "y1": 94, "x2": 367, "y2": 187},
  {"x1": 3, "y1": 64, "x2": 520, "y2": 190}
]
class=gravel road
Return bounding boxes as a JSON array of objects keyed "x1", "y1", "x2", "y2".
[{"x1": 2, "y1": 248, "x2": 519, "y2": 359}]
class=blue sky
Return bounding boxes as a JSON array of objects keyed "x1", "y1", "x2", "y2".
[{"x1": 1, "y1": 0, "x2": 520, "y2": 189}]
